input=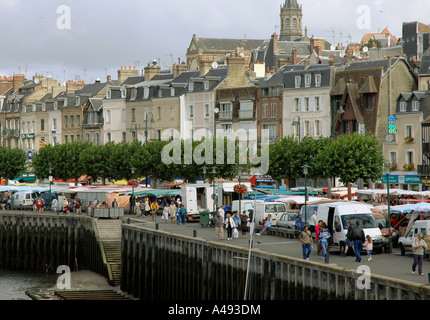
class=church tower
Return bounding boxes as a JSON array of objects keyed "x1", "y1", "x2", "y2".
[{"x1": 279, "y1": 0, "x2": 303, "y2": 41}]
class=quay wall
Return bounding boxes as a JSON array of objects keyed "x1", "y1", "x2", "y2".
[
  {"x1": 121, "y1": 223, "x2": 430, "y2": 300},
  {"x1": 0, "y1": 213, "x2": 108, "y2": 279}
]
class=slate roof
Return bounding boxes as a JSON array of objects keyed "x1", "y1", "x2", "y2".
[
  {"x1": 419, "y1": 55, "x2": 430, "y2": 76},
  {"x1": 195, "y1": 37, "x2": 265, "y2": 51},
  {"x1": 282, "y1": 64, "x2": 332, "y2": 89},
  {"x1": 122, "y1": 76, "x2": 146, "y2": 86}
]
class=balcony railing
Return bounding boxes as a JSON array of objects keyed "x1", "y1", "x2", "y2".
[{"x1": 218, "y1": 111, "x2": 232, "y2": 120}]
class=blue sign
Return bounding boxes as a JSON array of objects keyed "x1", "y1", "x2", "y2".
[{"x1": 28, "y1": 151, "x2": 32, "y2": 162}]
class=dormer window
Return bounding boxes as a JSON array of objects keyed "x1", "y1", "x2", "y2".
[
  {"x1": 189, "y1": 82, "x2": 194, "y2": 92},
  {"x1": 120, "y1": 88, "x2": 126, "y2": 98},
  {"x1": 170, "y1": 88, "x2": 175, "y2": 96},
  {"x1": 400, "y1": 101, "x2": 407, "y2": 112},
  {"x1": 131, "y1": 88, "x2": 137, "y2": 100},
  {"x1": 204, "y1": 81, "x2": 209, "y2": 91},
  {"x1": 305, "y1": 74, "x2": 311, "y2": 88},
  {"x1": 315, "y1": 74, "x2": 321, "y2": 87},
  {"x1": 53, "y1": 102, "x2": 58, "y2": 110},
  {"x1": 32, "y1": 104, "x2": 36, "y2": 112},
  {"x1": 75, "y1": 96, "x2": 80, "y2": 106},
  {"x1": 295, "y1": 76, "x2": 301, "y2": 88},
  {"x1": 143, "y1": 88, "x2": 149, "y2": 99},
  {"x1": 412, "y1": 101, "x2": 420, "y2": 111},
  {"x1": 106, "y1": 89, "x2": 111, "y2": 99},
  {"x1": 42, "y1": 103, "x2": 46, "y2": 112}
]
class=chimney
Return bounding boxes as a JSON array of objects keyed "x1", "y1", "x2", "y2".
[
  {"x1": 107, "y1": 75, "x2": 112, "y2": 83},
  {"x1": 272, "y1": 33, "x2": 279, "y2": 53},
  {"x1": 66, "y1": 80, "x2": 77, "y2": 94},
  {"x1": 13, "y1": 74, "x2": 25, "y2": 92},
  {"x1": 144, "y1": 60, "x2": 161, "y2": 81},
  {"x1": 118, "y1": 65, "x2": 139, "y2": 84},
  {"x1": 226, "y1": 55, "x2": 246, "y2": 85},
  {"x1": 292, "y1": 47, "x2": 297, "y2": 64},
  {"x1": 304, "y1": 58, "x2": 310, "y2": 69},
  {"x1": 277, "y1": 58, "x2": 287, "y2": 68},
  {"x1": 329, "y1": 55, "x2": 334, "y2": 67},
  {"x1": 173, "y1": 61, "x2": 188, "y2": 78},
  {"x1": 199, "y1": 58, "x2": 213, "y2": 76},
  {"x1": 315, "y1": 45, "x2": 322, "y2": 57}
]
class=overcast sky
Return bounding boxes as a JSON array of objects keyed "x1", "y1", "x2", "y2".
[{"x1": 0, "y1": 0, "x2": 429, "y2": 84}]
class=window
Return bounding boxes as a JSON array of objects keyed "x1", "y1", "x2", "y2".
[
  {"x1": 121, "y1": 88, "x2": 126, "y2": 98},
  {"x1": 70, "y1": 116, "x2": 74, "y2": 128},
  {"x1": 412, "y1": 101, "x2": 420, "y2": 111},
  {"x1": 405, "y1": 125, "x2": 413, "y2": 138},
  {"x1": 122, "y1": 132, "x2": 126, "y2": 143},
  {"x1": 77, "y1": 134, "x2": 80, "y2": 141},
  {"x1": 305, "y1": 74, "x2": 311, "y2": 87},
  {"x1": 315, "y1": 120, "x2": 321, "y2": 136},
  {"x1": 315, "y1": 74, "x2": 322, "y2": 87},
  {"x1": 292, "y1": 18, "x2": 297, "y2": 28},
  {"x1": 400, "y1": 101, "x2": 407, "y2": 112},
  {"x1": 295, "y1": 76, "x2": 301, "y2": 88},
  {"x1": 204, "y1": 104, "x2": 210, "y2": 118},
  {"x1": 304, "y1": 120, "x2": 310, "y2": 136},
  {"x1": 188, "y1": 82, "x2": 194, "y2": 92},
  {"x1": 170, "y1": 88, "x2": 175, "y2": 97},
  {"x1": 315, "y1": 97, "x2": 320, "y2": 111},
  {"x1": 131, "y1": 88, "x2": 137, "y2": 100},
  {"x1": 41, "y1": 119, "x2": 45, "y2": 131},
  {"x1": 389, "y1": 152, "x2": 397, "y2": 165},
  {"x1": 77, "y1": 115, "x2": 80, "y2": 127},
  {"x1": 294, "y1": 98, "x2": 300, "y2": 112},
  {"x1": 41, "y1": 103, "x2": 46, "y2": 112},
  {"x1": 64, "y1": 116, "x2": 68, "y2": 128},
  {"x1": 261, "y1": 88, "x2": 269, "y2": 97},
  {"x1": 271, "y1": 103, "x2": 277, "y2": 118},
  {"x1": 406, "y1": 151, "x2": 414, "y2": 165},
  {"x1": 76, "y1": 96, "x2": 80, "y2": 106},
  {"x1": 64, "y1": 135, "x2": 68, "y2": 143},
  {"x1": 262, "y1": 103, "x2": 268, "y2": 118},
  {"x1": 107, "y1": 132, "x2": 111, "y2": 142},
  {"x1": 53, "y1": 102, "x2": 58, "y2": 110},
  {"x1": 71, "y1": 135, "x2": 74, "y2": 143},
  {"x1": 106, "y1": 89, "x2": 111, "y2": 99},
  {"x1": 52, "y1": 118, "x2": 57, "y2": 130},
  {"x1": 204, "y1": 81, "x2": 209, "y2": 91},
  {"x1": 157, "y1": 107, "x2": 161, "y2": 120},
  {"x1": 219, "y1": 102, "x2": 232, "y2": 119},
  {"x1": 106, "y1": 110, "x2": 112, "y2": 123},
  {"x1": 122, "y1": 109, "x2": 126, "y2": 122},
  {"x1": 188, "y1": 105, "x2": 194, "y2": 119},
  {"x1": 132, "y1": 108, "x2": 136, "y2": 122},
  {"x1": 263, "y1": 124, "x2": 277, "y2": 142},
  {"x1": 305, "y1": 98, "x2": 309, "y2": 112},
  {"x1": 170, "y1": 106, "x2": 175, "y2": 119},
  {"x1": 272, "y1": 87, "x2": 280, "y2": 96},
  {"x1": 156, "y1": 130, "x2": 161, "y2": 141}
]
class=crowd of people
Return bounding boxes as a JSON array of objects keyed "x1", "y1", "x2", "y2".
[{"x1": 212, "y1": 205, "x2": 252, "y2": 241}]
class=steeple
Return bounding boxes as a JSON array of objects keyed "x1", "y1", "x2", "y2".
[{"x1": 280, "y1": 0, "x2": 303, "y2": 41}]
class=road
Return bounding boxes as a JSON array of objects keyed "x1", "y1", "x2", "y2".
[{"x1": 128, "y1": 214, "x2": 430, "y2": 287}]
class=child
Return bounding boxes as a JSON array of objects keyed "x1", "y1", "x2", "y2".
[
  {"x1": 320, "y1": 227, "x2": 331, "y2": 260},
  {"x1": 363, "y1": 235, "x2": 373, "y2": 261}
]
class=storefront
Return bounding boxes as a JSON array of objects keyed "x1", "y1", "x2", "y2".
[{"x1": 381, "y1": 173, "x2": 424, "y2": 191}]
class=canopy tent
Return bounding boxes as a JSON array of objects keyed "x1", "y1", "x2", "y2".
[
  {"x1": 119, "y1": 189, "x2": 182, "y2": 198},
  {"x1": 357, "y1": 189, "x2": 429, "y2": 197},
  {"x1": 389, "y1": 202, "x2": 430, "y2": 214},
  {"x1": 258, "y1": 189, "x2": 318, "y2": 196},
  {"x1": 276, "y1": 196, "x2": 335, "y2": 205}
]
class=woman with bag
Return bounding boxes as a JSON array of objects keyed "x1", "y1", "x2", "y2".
[{"x1": 225, "y1": 213, "x2": 236, "y2": 240}]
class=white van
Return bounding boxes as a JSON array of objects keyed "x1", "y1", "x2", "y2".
[
  {"x1": 398, "y1": 220, "x2": 430, "y2": 256},
  {"x1": 254, "y1": 202, "x2": 288, "y2": 225},
  {"x1": 315, "y1": 202, "x2": 384, "y2": 253},
  {"x1": 13, "y1": 191, "x2": 38, "y2": 208},
  {"x1": 231, "y1": 199, "x2": 264, "y2": 214}
]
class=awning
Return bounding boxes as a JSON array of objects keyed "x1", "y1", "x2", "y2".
[{"x1": 120, "y1": 189, "x2": 182, "y2": 197}]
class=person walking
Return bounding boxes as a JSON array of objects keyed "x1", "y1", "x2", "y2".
[
  {"x1": 150, "y1": 200, "x2": 159, "y2": 220},
  {"x1": 232, "y1": 211, "x2": 240, "y2": 231},
  {"x1": 162, "y1": 205, "x2": 169, "y2": 223},
  {"x1": 342, "y1": 220, "x2": 355, "y2": 257},
  {"x1": 240, "y1": 210, "x2": 249, "y2": 237},
  {"x1": 144, "y1": 198, "x2": 151, "y2": 217},
  {"x1": 412, "y1": 232, "x2": 428, "y2": 275},
  {"x1": 169, "y1": 201, "x2": 177, "y2": 223},
  {"x1": 213, "y1": 211, "x2": 224, "y2": 241},
  {"x1": 299, "y1": 224, "x2": 313, "y2": 260},
  {"x1": 225, "y1": 213, "x2": 236, "y2": 240},
  {"x1": 352, "y1": 220, "x2": 365, "y2": 262},
  {"x1": 135, "y1": 198, "x2": 141, "y2": 217},
  {"x1": 257, "y1": 214, "x2": 272, "y2": 236},
  {"x1": 309, "y1": 211, "x2": 317, "y2": 233},
  {"x1": 315, "y1": 220, "x2": 323, "y2": 255},
  {"x1": 363, "y1": 235, "x2": 373, "y2": 262},
  {"x1": 320, "y1": 226, "x2": 331, "y2": 260}
]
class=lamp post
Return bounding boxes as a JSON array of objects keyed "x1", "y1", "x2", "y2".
[
  {"x1": 238, "y1": 166, "x2": 244, "y2": 217},
  {"x1": 384, "y1": 161, "x2": 393, "y2": 254},
  {"x1": 212, "y1": 166, "x2": 216, "y2": 214},
  {"x1": 202, "y1": 166, "x2": 207, "y2": 183},
  {"x1": 144, "y1": 111, "x2": 155, "y2": 145},
  {"x1": 303, "y1": 164, "x2": 309, "y2": 222},
  {"x1": 49, "y1": 166, "x2": 53, "y2": 211},
  {"x1": 291, "y1": 116, "x2": 301, "y2": 142}
]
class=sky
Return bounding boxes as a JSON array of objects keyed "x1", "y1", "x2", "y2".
[{"x1": 0, "y1": 0, "x2": 429, "y2": 84}]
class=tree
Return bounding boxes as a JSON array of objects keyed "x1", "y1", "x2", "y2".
[
  {"x1": 0, "y1": 147, "x2": 27, "y2": 184},
  {"x1": 322, "y1": 133, "x2": 384, "y2": 198}
]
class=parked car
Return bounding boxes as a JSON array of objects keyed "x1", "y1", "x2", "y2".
[
  {"x1": 398, "y1": 220, "x2": 430, "y2": 256},
  {"x1": 276, "y1": 212, "x2": 299, "y2": 229},
  {"x1": 372, "y1": 213, "x2": 398, "y2": 248}
]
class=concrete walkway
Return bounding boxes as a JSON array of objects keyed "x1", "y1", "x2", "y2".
[{"x1": 127, "y1": 214, "x2": 430, "y2": 287}]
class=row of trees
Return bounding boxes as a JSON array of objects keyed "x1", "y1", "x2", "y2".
[{"x1": 0, "y1": 132, "x2": 385, "y2": 188}]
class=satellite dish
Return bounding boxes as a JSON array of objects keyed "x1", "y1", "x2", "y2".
[
  {"x1": 34, "y1": 78, "x2": 39, "y2": 84},
  {"x1": 330, "y1": 45, "x2": 335, "y2": 51},
  {"x1": 214, "y1": 107, "x2": 219, "y2": 114},
  {"x1": 386, "y1": 135, "x2": 394, "y2": 143},
  {"x1": 363, "y1": 46, "x2": 369, "y2": 53},
  {"x1": 212, "y1": 61, "x2": 218, "y2": 69}
]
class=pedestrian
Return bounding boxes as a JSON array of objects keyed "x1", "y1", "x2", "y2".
[
  {"x1": 213, "y1": 210, "x2": 224, "y2": 241},
  {"x1": 309, "y1": 211, "x2": 317, "y2": 233},
  {"x1": 352, "y1": 220, "x2": 365, "y2": 262},
  {"x1": 144, "y1": 198, "x2": 150, "y2": 216},
  {"x1": 232, "y1": 211, "x2": 240, "y2": 231},
  {"x1": 342, "y1": 220, "x2": 355, "y2": 257},
  {"x1": 135, "y1": 198, "x2": 141, "y2": 217},
  {"x1": 176, "y1": 206, "x2": 181, "y2": 224},
  {"x1": 299, "y1": 224, "x2": 313, "y2": 260},
  {"x1": 218, "y1": 205, "x2": 225, "y2": 220},
  {"x1": 225, "y1": 213, "x2": 236, "y2": 240},
  {"x1": 257, "y1": 214, "x2": 272, "y2": 236},
  {"x1": 240, "y1": 210, "x2": 249, "y2": 237},
  {"x1": 162, "y1": 205, "x2": 169, "y2": 223},
  {"x1": 315, "y1": 220, "x2": 323, "y2": 255},
  {"x1": 52, "y1": 198, "x2": 58, "y2": 214},
  {"x1": 112, "y1": 198, "x2": 118, "y2": 208},
  {"x1": 75, "y1": 198, "x2": 81, "y2": 215},
  {"x1": 363, "y1": 235, "x2": 373, "y2": 262},
  {"x1": 320, "y1": 227, "x2": 331, "y2": 260},
  {"x1": 180, "y1": 205, "x2": 187, "y2": 224},
  {"x1": 412, "y1": 232, "x2": 428, "y2": 275},
  {"x1": 150, "y1": 200, "x2": 159, "y2": 220},
  {"x1": 169, "y1": 201, "x2": 177, "y2": 223},
  {"x1": 63, "y1": 197, "x2": 69, "y2": 214}
]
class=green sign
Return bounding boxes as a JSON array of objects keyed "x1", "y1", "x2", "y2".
[{"x1": 382, "y1": 175, "x2": 422, "y2": 184}]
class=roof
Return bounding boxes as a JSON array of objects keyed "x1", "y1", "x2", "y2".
[
  {"x1": 121, "y1": 76, "x2": 146, "y2": 86},
  {"x1": 419, "y1": 55, "x2": 430, "y2": 76},
  {"x1": 195, "y1": 37, "x2": 265, "y2": 51}
]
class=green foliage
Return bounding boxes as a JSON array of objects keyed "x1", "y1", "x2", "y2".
[{"x1": 0, "y1": 147, "x2": 27, "y2": 182}]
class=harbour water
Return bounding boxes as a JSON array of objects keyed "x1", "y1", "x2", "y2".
[{"x1": 0, "y1": 270, "x2": 58, "y2": 300}]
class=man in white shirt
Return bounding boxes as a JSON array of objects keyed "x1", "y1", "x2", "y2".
[{"x1": 309, "y1": 211, "x2": 318, "y2": 233}]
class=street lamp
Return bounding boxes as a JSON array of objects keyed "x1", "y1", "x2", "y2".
[
  {"x1": 291, "y1": 116, "x2": 301, "y2": 142},
  {"x1": 303, "y1": 164, "x2": 309, "y2": 223},
  {"x1": 144, "y1": 111, "x2": 155, "y2": 145},
  {"x1": 332, "y1": 99, "x2": 344, "y2": 138},
  {"x1": 212, "y1": 166, "x2": 216, "y2": 214},
  {"x1": 237, "y1": 166, "x2": 244, "y2": 217},
  {"x1": 202, "y1": 166, "x2": 207, "y2": 182},
  {"x1": 384, "y1": 161, "x2": 393, "y2": 253}
]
